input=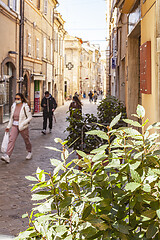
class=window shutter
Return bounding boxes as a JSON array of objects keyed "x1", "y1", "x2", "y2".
[
  {"x1": 12, "y1": 0, "x2": 16, "y2": 11},
  {"x1": 51, "y1": 9, "x2": 53, "y2": 24},
  {"x1": 16, "y1": 0, "x2": 20, "y2": 13},
  {"x1": 51, "y1": 41, "x2": 53, "y2": 62},
  {"x1": 36, "y1": 38, "x2": 39, "y2": 59},
  {"x1": 54, "y1": 31, "x2": 58, "y2": 52},
  {"x1": 28, "y1": 33, "x2": 31, "y2": 57},
  {"x1": 9, "y1": 0, "x2": 13, "y2": 9},
  {"x1": 44, "y1": 0, "x2": 47, "y2": 15},
  {"x1": 43, "y1": 37, "x2": 46, "y2": 58}
]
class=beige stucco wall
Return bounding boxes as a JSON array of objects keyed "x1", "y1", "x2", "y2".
[
  {"x1": 0, "y1": 6, "x2": 19, "y2": 76},
  {"x1": 64, "y1": 35, "x2": 82, "y2": 98},
  {"x1": 53, "y1": 13, "x2": 65, "y2": 106},
  {"x1": 141, "y1": 1, "x2": 157, "y2": 124}
]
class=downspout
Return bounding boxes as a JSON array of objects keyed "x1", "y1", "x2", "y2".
[
  {"x1": 19, "y1": 0, "x2": 24, "y2": 92},
  {"x1": 52, "y1": 2, "x2": 59, "y2": 98},
  {"x1": 157, "y1": 0, "x2": 160, "y2": 123},
  {"x1": 52, "y1": 6, "x2": 55, "y2": 97}
]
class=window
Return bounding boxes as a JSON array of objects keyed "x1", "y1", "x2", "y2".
[
  {"x1": 36, "y1": 38, "x2": 39, "y2": 59},
  {"x1": 44, "y1": 0, "x2": 47, "y2": 15},
  {"x1": 59, "y1": 36, "x2": 61, "y2": 54},
  {"x1": 37, "y1": 0, "x2": 40, "y2": 9},
  {"x1": 9, "y1": 0, "x2": 18, "y2": 12},
  {"x1": 54, "y1": 31, "x2": 58, "y2": 52},
  {"x1": 28, "y1": 33, "x2": 31, "y2": 57},
  {"x1": 51, "y1": 9, "x2": 53, "y2": 24},
  {"x1": 59, "y1": 37, "x2": 63, "y2": 56},
  {"x1": 51, "y1": 41, "x2": 53, "y2": 62},
  {"x1": 43, "y1": 37, "x2": 46, "y2": 58}
]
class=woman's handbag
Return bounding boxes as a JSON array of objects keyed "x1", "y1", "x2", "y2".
[{"x1": 1, "y1": 132, "x2": 9, "y2": 153}]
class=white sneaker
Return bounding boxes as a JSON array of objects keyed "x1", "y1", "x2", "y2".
[
  {"x1": 49, "y1": 129, "x2": 52, "y2": 133},
  {"x1": 41, "y1": 129, "x2": 46, "y2": 135},
  {"x1": 26, "y1": 152, "x2": 32, "y2": 160},
  {"x1": 1, "y1": 154, "x2": 10, "y2": 164}
]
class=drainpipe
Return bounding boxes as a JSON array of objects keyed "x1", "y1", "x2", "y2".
[
  {"x1": 52, "y1": 2, "x2": 59, "y2": 97},
  {"x1": 19, "y1": 0, "x2": 24, "y2": 92},
  {"x1": 52, "y1": 7, "x2": 55, "y2": 97},
  {"x1": 156, "y1": 0, "x2": 160, "y2": 123}
]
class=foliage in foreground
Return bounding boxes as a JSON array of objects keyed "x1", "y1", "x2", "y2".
[{"x1": 15, "y1": 105, "x2": 160, "y2": 240}]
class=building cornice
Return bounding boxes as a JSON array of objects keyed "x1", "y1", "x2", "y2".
[{"x1": 52, "y1": 0, "x2": 58, "y2": 6}]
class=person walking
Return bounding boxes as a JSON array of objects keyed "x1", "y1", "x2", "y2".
[
  {"x1": 93, "y1": 91, "x2": 98, "y2": 104},
  {"x1": 69, "y1": 96, "x2": 82, "y2": 118},
  {"x1": 1, "y1": 93, "x2": 32, "y2": 163},
  {"x1": 41, "y1": 91, "x2": 57, "y2": 134},
  {"x1": 88, "y1": 91, "x2": 93, "y2": 102}
]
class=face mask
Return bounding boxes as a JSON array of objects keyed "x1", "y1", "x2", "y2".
[{"x1": 15, "y1": 100, "x2": 22, "y2": 104}]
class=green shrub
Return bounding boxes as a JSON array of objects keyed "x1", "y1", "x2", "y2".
[
  {"x1": 97, "y1": 95, "x2": 127, "y2": 126},
  {"x1": 65, "y1": 111, "x2": 101, "y2": 153},
  {"x1": 15, "y1": 105, "x2": 160, "y2": 240},
  {"x1": 65, "y1": 96, "x2": 127, "y2": 153}
]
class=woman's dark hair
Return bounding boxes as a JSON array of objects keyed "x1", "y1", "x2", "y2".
[
  {"x1": 73, "y1": 96, "x2": 82, "y2": 106},
  {"x1": 16, "y1": 93, "x2": 27, "y2": 103}
]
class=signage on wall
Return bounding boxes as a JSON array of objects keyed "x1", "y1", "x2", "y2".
[
  {"x1": 66, "y1": 62, "x2": 74, "y2": 70},
  {"x1": 112, "y1": 58, "x2": 116, "y2": 69},
  {"x1": 34, "y1": 80, "x2": 40, "y2": 112},
  {"x1": 140, "y1": 41, "x2": 151, "y2": 94}
]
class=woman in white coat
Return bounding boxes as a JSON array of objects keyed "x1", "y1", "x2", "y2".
[{"x1": 1, "y1": 93, "x2": 32, "y2": 163}]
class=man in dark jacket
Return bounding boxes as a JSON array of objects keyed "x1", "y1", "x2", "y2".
[{"x1": 41, "y1": 91, "x2": 57, "y2": 134}]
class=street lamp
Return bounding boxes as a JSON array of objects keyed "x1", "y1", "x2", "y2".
[{"x1": 8, "y1": 51, "x2": 18, "y2": 55}]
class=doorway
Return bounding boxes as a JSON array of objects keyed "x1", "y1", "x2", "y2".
[{"x1": 2, "y1": 61, "x2": 16, "y2": 121}]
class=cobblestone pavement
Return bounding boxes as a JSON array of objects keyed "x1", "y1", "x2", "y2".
[{"x1": 0, "y1": 99, "x2": 99, "y2": 237}]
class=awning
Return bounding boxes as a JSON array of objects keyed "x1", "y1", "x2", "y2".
[{"x1": 32, "y1": 74, "x2": 45, "y2": 81}]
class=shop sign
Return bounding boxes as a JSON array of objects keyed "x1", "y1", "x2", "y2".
[
  {"x1": 112, "y1": 58, "x2": 116, "y2": 69},
  {"x1": 34, "y1": 80, "x2": 40, "y2": 112}
]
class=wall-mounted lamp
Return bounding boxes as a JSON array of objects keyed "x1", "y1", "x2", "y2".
[{"x1": 8, "y1": 51, "x2": 18, "y2": 55}]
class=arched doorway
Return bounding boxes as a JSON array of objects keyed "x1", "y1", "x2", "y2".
[{"x1": 2, "y1": 61, "x2": 16, "y2": 120}]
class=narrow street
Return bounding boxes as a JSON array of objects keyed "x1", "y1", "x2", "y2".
[{"x1": 0, "y1": 99, "x2": 98, "y2": 237}]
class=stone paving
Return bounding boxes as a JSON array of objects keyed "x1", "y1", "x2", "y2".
[{"x1": 0, "y1": 99, "x2": 98, "y2": 238}]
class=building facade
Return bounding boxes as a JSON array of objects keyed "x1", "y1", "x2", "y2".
[
  {"x1": 54, "y1": 11, "x2": 65, "y2": 106},
  {"x1": 108, "y1": 0, "x2": 118, "y2": 98},
  {"x1": 109, "y1": 0, "x2": 160, "y2": 125},
  {"x1": 81, "y1": 42, "x2": 102, "y2": 96},
  {"x1": 0, "y1": 0, "x2": 66, "y2": 123},
  {"x1": 23, "y1": 0, "x2": 59, "y2": 113},
  {"x1": 64, "y1": 34, "x2": 82, "y2": 98},
  {"x1": 0, "y1": 0, "x2": 20, "y2": 123}
]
